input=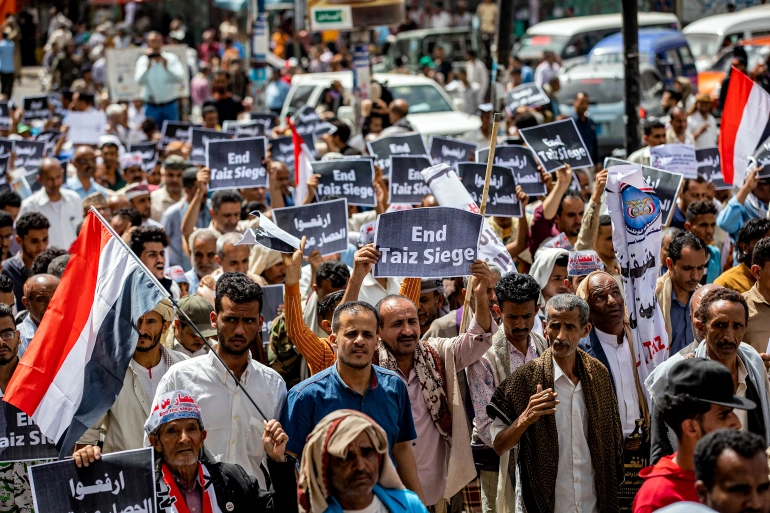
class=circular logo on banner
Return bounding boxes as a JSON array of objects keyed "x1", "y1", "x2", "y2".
[
  {"x1": 621, "y1": 184, "x2": 661, "y2": 235},
  {"x1": 226, "y1": 502, "x2": 234, "y2": 511}
]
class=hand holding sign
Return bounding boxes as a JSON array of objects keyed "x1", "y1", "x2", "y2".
[{"x1": 353, "y1": 243, "x2": 382, "y2": 280}]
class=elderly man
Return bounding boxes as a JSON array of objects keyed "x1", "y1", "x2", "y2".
[
  {"x1": 67, "y1": 145, "x2": 111, "y2": 199},
  {"x1": 162, "y1": 168, "x2": 212, "y2": 271},
  {"x1": 134, "y1": 31, "x2": 185, "y2": 125},
  {"x1": 18, "y1": 274, "x2": 59, "y2": 355},
  {"x1": 196, "y1": 232, "x2": 265, "y2": 304},
  {"x1": 184, "y1": 228, "x2": 218, "y2": 295},
  {"x1": 666, "y1": 107, "x2": 695, "y2": 145},
  {"x1": 151, "y1": 155, "x2": 186, "y2": 222},
  {"x1": 298, "y1": 410, "x2": 426, "y2": 513},
  {"x1": 489, "y1": 294, "x2": 624, "y2": 513},
  {"x1": 119, "y1": 152, "x2": 146, "y2": 185},
  {"x1": 74, "y1": 390, "x2": 298, "y2": 513},
  {"x1": 378, "y1": 99, "x2": 414, "y2": 138}
]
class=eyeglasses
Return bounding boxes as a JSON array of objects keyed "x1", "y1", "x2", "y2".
[{"x1": 0, "y1": 330, "x2": 17, "y2": 341}]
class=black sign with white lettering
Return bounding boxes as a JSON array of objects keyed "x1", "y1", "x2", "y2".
[
  {"x1": 273, "y1": 198, "x2": 349, "y2": 257},
  {"x1": 506, "y1": 83, "x2": 550, "y2": 112},
  {"x1": 269, "y1": 133, "x2": 316, "y2": 172},
  {"x1": 0, "y1": 102, "x2": 10, "y2": 130},
  {"x1": 160, "y1": 121, "x2": 194, "y2": 148},
  {"x1": 260, "y1": 284, "x2": 285, "y2": 344},
  {"x1": 751, "y1": 135, "x2": 770, "y2": 179},
  {"x1": 477, "y1": 145, "x2": 547, "y2": 196},
  {"x1": 128, "y1": 142, "x2": 158, "y2": 172},
  {"x1": 0, "y1": 153, "x2": 10, "y2": 192},
  {"x1": 311, "y1": 159, "x2": 375, "y2": 207},
  {"x1": 389, "y1": 155, "x2": 433, "y2": 204},
  {"x1": 22, "y1": 96, "x2": 50, "y2": 122},
  {"x1": 374, "y1": 207, "x2": 482, "y2": 278},
  {"x1": 48, "y1": 92, "x2": 66, "y2": 118},
  {"x1": 519, "y1": 118, "x2": 594, "y2": 172},
  {"x1": 190, "y1": 127, "x2": 232, "y2": 164},
  {"x1": 206, "y1": 136, "x2": 267, "y2": 191},
  {"x1": 36, "y1": 129, "x2": 62, "y2": 155},
  {"x1": 235, "y1": 115, "x2": 275, "y2": 138},
  {"x1": 0, "y1": 400, "x2": 58, "y2": 462},
  {"x1": 14, "y1": 140, "x2": 46, "y2": 172},
  {"x1": 292, "y1": 105, "x2": 334, "y2": 136},
  {"x1": 696, "y1": 146, "x2": 730, "y2": 190},
  {"x1": 457, "y1": 162, "x2": 522, "y2": 218},
  {"x1": 429, "y1": 136, "x2": 476, "y2": 171},
  {"x1": 367, "y1": 133, "x2": 429, "y2": 177},
  {"x1": 605, "y1": 157, "x2": 684, "y2": 227},
  {"x1": 0, "y1": 138, "x2": 14, "y2": 157},
  {"x1": 29, "y1": 447, "x2": 155, "y2": 513}
]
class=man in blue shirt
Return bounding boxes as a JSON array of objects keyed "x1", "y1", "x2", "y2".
[
  {"x1": 510, "y1": 55, "x2": 534, "y2": 84},
  {"x1": 671, "y1": 177, "x2": 708, "y2": 230},
  {"x1": 571, "y1": 92, "x2": 599, "y2": 168},
  {"x1": 66, "y1": 145, "x2": 111, "y2": 199},
  {"x1": 0, "y1": 29, "x2": 14, "y2": 99},
  {"x1": 266, "y1": 68, "x2": 290, "y2": 117},
  {"x1": 161, "y1": 167, "x2": 212, "y2": 270},
  {"x1": 281, "y1": 300, "x2": 424, "y2": 501},
  {"x1": 717, "y1": 166, "x2": 770, "y2": 243}
]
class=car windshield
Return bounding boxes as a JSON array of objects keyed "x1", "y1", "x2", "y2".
[
  {"x1": 685, "y1": 33, "x2": 720, "y2": 62},
  {"x1": 589, "y1": 51, "x2": 650, "y2": 65},
  {"x1": 518, "y1": 34, "x2": 571, "y2": 55},
  {"x1": 388, "y1": 84, "x2": 453, "y2": 113},
  {"x1": 558, "y1": 76, "x2": 625, "y2": 103},
  {"x1": 708, "y1": 44, "x2": 770, "y2": 73}
]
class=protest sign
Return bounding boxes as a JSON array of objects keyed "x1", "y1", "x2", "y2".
[
  {"x1": 0, "y1": 400, "x2": 58, "y2": 462},
  {"x1": 457, "y1": 162, "x2": 522, "y2": 217},
  {"x1": 29, "y1": 447, "x2": 155, "y2": 513},
  {"x1": 605, "y1": 157, "x2": 684, "y2": 227},
  {"x1": 477, "y1": 145, "x2": 547, "y2": 196},
  {"x1": 49, "y1": 93, "x2": 66, "y2": 118},
  {"x1": 0, "y1": 102, "x2": 10, "y2": 130},
  {"x1": 506, "y1": 83, "x2": 550, "y2": 112},
  {"x1": 128, "y1": 142, "x2": 158, "y2": 172},
  {"x1": 291, "y1": 105, "x2": 334, "y2": 136},
  {"x1": 105, "y1": 45, "x2": 191, "y2": 101},
  {"x1": 311, "y1": 159, "x2": 375, "y2": 207},
  {"x1": 695, "y1": 146, "x2": 730, "y2": 190},
  {"x1": 0, "y1": 153, "x2": 10, "y2": 191},
  {"x1": 568, "y1": 250, "x2": 604, "y2": 276},
  {"x1": 269, "y1": 133, "x2": 316, "y2": 172},
  {"x1": 374, "y1": 207, "x2": 482, "y2": 278},
  {"x1": 751, "y1": 135, "x2": 770, "y2": 178},
  {"x1": 62, "y1": 111, "x2": 108, "y2": 145},
  {"x1": 389, "y1": 155, "x2": 433, "y2": 205},
  {"x1": 189, "y1": 127, "x2": 233, "y2": 164},
  {"x1": 237, "y1": 211, "x2": 300, "y2": 254},
  {"x1": 359, "y1": 219, "x2": 377, "y2": 246},
  {"x1": 649, "y1": 144, "x2": 698, "y2": 179},
  {"x1": 273, "y1": 198, "x2": 349, "y2": 257},
  {"x1": 14, "y1": 140, "x2": 47, "y2": 172},
  {"x1": 206, "y1": 137, "x2": 267, "y2": 191},
  {"x1": 35, "y1": 129, "x2": 62, "y2": 155},
  {"x1": 0, "y1": 138, "x2": 14, "y2": 157},
  {"x1": 428, "y1": 136, "x2": 475, "y2": 171},
  {"x1": 541, "y1": 232, "x2": 574, "y2": 250},
  {"x1": 160, "y1": 121, "x2": 194, "y2": 148},
  {"x1": 260, "y1": 284, "x2": 285, "y2": 344},
  {"x1": 367, "y1": 133, "x2": 429, "y2": 177},
  {"x1": 22, "y1": 96, "x2": 50, "y2": 122},
  {"x1": 25, "y1": 169, "x2": 42, "y2": 193},
  {"x1": 519, "y1": 118, "x2": 593, "y2": 172},
  {"x1": 225, "y1": 115, "x2": 275, "y2": 138}
]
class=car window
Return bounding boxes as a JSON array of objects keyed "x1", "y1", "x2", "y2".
[
  {"x1": 558, "y1": 76, "x2": 624, "y2": 103},
  {"x1": 641, "y1": 69, "x2": 664, "y2": 98},
  {"x1": 388, "y1": 84, "x2": 453, "y2": 113},
  {"x1": 666, "y1": 48, "x2": 684, "y2": 76},
  {"x1": 678, "y1": 45, "x2": 697, "y2": 77},
  {"x1": 686, "y1": 33, "x2": 721, "y2": 62},
  {"x1": 725, "y1": 32, "x2": 743, "y2": 47},
  {"x1": 288, "y1": 85, "x2": 316, "y2": 112}
]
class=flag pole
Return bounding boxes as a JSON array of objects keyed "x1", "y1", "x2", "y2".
[
  {"x1": 87, "y1": 208, "x2": 270, "y2": 422},
  {"x1": 459, "y1": 113, "x2": 501, "y2": 333}
]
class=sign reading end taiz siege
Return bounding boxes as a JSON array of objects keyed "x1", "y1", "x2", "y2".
[
  {"x1": 0, "y1": 400, "x2": 58, "y2": 462},
  {"x1": 367, "y1": 133, "x2": 429, "y2": 176},
  {"x1": 311, "y1": 159, "x2": 375, "y2": 207},
  {"x1": 374, "y1": 207, "x2": 483, "y2": 278},
  {"x1": 389, "y1": 155, "x2": 433, "y2": 204},
  {"x1": 477, "y1": 145, "x2": 547, "y2": 196},
  {"x1": 519, "y1": 118, "x2": 593, "y2": 172},
  {"x1": 206, "y1": 136, "x2": 268, "y2": 191},
  {"x1": 457, "y1": 162, "x2": 522, "y2": 218}
]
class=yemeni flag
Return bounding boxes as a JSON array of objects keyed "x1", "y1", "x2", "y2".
[
  {"x1": 719, "y1": 67, "x2": 770, "y2": 185},
  {"x1": 288, "y1": 117, "x2": 314, "y2": 205},
  {"x1": 3, "y1": 208, "x2": 168, "y2": 457}
]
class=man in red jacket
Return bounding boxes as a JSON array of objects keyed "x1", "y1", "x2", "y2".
[{"x1": 633, "y1": 359, "x2": 752, "y2": 513}]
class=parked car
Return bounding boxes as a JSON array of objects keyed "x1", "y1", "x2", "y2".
[
  {"x1": 588, "y1": 29, "x2": 698, "y2": 89},
  {"x1": 696, "y1": 36, "x2": 770, "y2": 102},
  {"x1": 557, "y1": 63, "x2": 666, "y2": 158},
  {"x1": 280, "y1": 72, "x2": 481, "y2": 137},
  {"x1": 373, "y1": 27, "x2": 486, "y2": 75}
]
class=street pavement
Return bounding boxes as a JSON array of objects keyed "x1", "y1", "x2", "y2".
[{"x1": 11, "y1": 67, "x2": 47, "y2": 107}]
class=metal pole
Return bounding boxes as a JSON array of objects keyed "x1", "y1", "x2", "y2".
[
  {"x1": 622, "y1": 0, "x2": 641, "y2": 155},
  {"x1": 496, "y1": 0, "x2": 513, "y2": 72}
]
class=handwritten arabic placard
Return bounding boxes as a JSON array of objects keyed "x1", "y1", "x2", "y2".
[
  {"x1": 457, "y1": 162, "x2": 522, "y2": 218},
  {"x1": 519, "y1": 118, "x2": 593, "y2": 172},
  {"x1": 568, "y1": 250, "x2": 604, "y2": 276},
  {"x1": 260, "y1": 284, "x2": 284, "y2": 345},
  {"x1": 506, "y1": 83, "x2": 550, "y2": 112},
  {"x1": 649, "y1": 144, "x2": 698, "y2": 179},
  {"x1": 477, "y1": 145, "x2": 547, "y2": 196},
  {"x1": 189, "y1": 127, "x2": 233, "y2": 164},
  {"x1": 22, "y1": 95, "x2": 50, "y2": 123},
  {"x1": 0, "y1": 400, "x2": 58, "y2": 462},
  {"x1": 751, "y1": 135, "x2": 770, "y2": 179},
  {"x1": 224, "y1": 114, "x2": 275, "y2": 137},
  {"x1": 160, "y1": 120, "x2": 194, "y2": 149},
  {"x1": 29, "y1": 447, "x2": 155, "y2": 513},
  {"x1": 695, "y1": 146, "x2": 730, "y2": 190},
  {"x1": 311, "y1": 159, "x2": 375, "y2": 207},
  {"x1": 291, "y1": 105, "x2": 334, "y2": 136},
  {"x1": 541, "y1": 232, "x2": 573, "y2": 251},
  {"x1": 269, "y1": 133, "x2": 316, "y2": 172},
  {"x1": 206, "y1": 136, "x2": 268, "y2": 191},
  {"x1": 366, "y1": 133, "x2": 429, "y2": 177},
  {"x1": 14, "y1": 140, "x2": 47, "y2": 172},
  {"x1": 272, "y1": 198, "x2": 349, "y2": 257},
  {"x1": 128, "y1": 142, "x2": 158, "y2": 173},
  {"x1": 0, "y1": 102, "x2": 10, "y2": 131},
  {"x1": 428, "y1": 136, "x2": 476, "y2": 171},
  {"x1": 389, "y1": 155, "x2": 433, "y2": 205}
]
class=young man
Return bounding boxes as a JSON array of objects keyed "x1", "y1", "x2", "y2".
[
  {"x1": 122, "y1": 183, "x2": 162, "y2": 228},
  {"x1": 128, "y1": 226, "x2": 179, "y2": 299},
  {"x1": 2, "y1": 212, "x2": 48, "y2": 310},
  {"x1": 685, "y1": 200, "x2": 721, "y2": 284},
  {"x1": 717, "y1": 166, "x2": 770, "y2": 242},
  {"x1": 628, "y1": 120, "x2": 666, "y2": 166},
  {"x1": 162, "y1": 167, "x2": 212, "y2": 270},
  {"x1": 150, "y1": 155, "x2": 186, "y2": 222},
  {"x1": 530, "y1": 248, "x2": 572, "y2": 335},
  {"x1": 743, "y1": 237, "x2": 770, "y2": 353},
  {"x1": 716, "y1": 218, "x2": 770, "y2": 293},
  {"x1": 528, "y1": 166, "x2": 584, "y2": 253},
  {"x1": 672, "y1": 177, "x2": 709, "y2": 230}
]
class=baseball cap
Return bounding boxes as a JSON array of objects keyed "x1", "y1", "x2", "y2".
[
  {"x1": 177, "y1": 295, "x2": 216, "y2": 338},
  {"x1": 144, "y1": 389, "x2": 202, "y2": 436},
  {"x1": 420, "y1": 278, "x2": 445, "y2": 294},
  {"x1": 667, "y1": 359, "x2": 756, "y2": 411}
]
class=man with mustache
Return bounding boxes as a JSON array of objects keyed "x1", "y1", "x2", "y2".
[
  {"x1": 66, "y1": 145, "x2": 111, "y2": 199},
  {"x1": 183, "y1": 229, "x2": 218, "y2": 295},
  {"x1": 18, "y1": 273, "x2": 59, "y2": 355},
  {"x1": 162, "y1": 168, "x2": 213, "y2": 272},
  {"x1": 75, "y1": 299, "x2": 186, "y2": 453}
]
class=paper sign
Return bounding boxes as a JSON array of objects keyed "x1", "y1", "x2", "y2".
[
  {"x1": 22, "y1": 95, "x2": 49, "y2": 122},
  {"x1": 649, "y1": 144, "x2": 698, "y2": 179},
  {"x1": 29, "y1": 447, "x2": 155, "y2": 513},
  {"x1": 63, "y1": 111, "x2": 108, "y2": 145},
  {"x1": 48, "y1": 92, "x2": 66, "y2": 118},
  {"x1": 457, "y1": 162, "x2": 522, "y2": 218},
  {"x1": 190, "y1": 127, "x2": 232, "y2": 164},
  {"x1": 0, "y1": 400, "x2": 58, "y2": 462},
  {"x1": 128, "y1": 142, "x2": 158, "y2": 172},
  {"x1": 695, "y1": 146, "x2": 730, "y2": 190},
  {"x1": 541, "y1": 232, "x2": 573, "y2": 250},
  {"x1": 311, "y1": 159, "x2": 375, "y2": 207},
  {"x1": 272, "y1": 198, "x2": 349, "y2": 257},
  {"x1": 206, "y1": 136, "x2": 268, "y2": 191},
  {"x1": 389, "y1": 155, "x2": 433, "y2": 204},
  {"x1": 568, "y1": 250, "x2": 604, "y2": 276},
  {"x1": 291, "y1": 105, "x2": 334, "y2": 136},
  {"x1": 353, "y1": 45, "x2": 371, "y2": 101},
  {"x1": 477, "y1": 145, "x2": 547, "y2": 196},
  {"x1": 519, "y1": 118, "x2": 594, "y2": 172},
  {"x1": 506, "y1": 83, "x2": 550, "y2": 112},
  {"x1": 237, "y1": 211, "x2": 300, "y2": 254},
  {"x1": 225, "y1": 115, "x2": 275, "y2": 138},
  {"x1": 260, "y1": 284, "x2": 285, "y2": 344},
  {"x1": 269, "y1": 133, "x2": 316, "y2": 172},
  {"x1": 0, "y1": 153, "x2": 10, "y2": 188},
  {"x1": 14, "y1": 140, "x2": 47, "y2": 172},
  {"x1": 374, "y1": 206, "x2": 483, "y2": 278},
  {"x1": 367, "y1": 133, "x2": 429, "y2": 177},
  {"x1": 359, "y1": 219, "x2": 377, "y2": 246},
  {"x1": 429, "y1": 136, "x2": 476, "y2": 171},
  {"x1": 0, "y1": 102, "x2": 10, "y2": 130},
  {"x1": 160, "y1": 120, "x2": 194, "y2": 149}
]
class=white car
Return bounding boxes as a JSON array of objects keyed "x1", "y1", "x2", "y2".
[{"x1": 279, "y1": 72, "x2": 481, "y2": 137}]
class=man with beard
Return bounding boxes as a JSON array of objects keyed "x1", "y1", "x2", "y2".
[
  {"x1": 66, "y1": 145, "x2": 111, "y2": 199},
  {"x1": 76, "y1": 299, "x2": 186, "y2": 453},
  {"x1": 183, "y1": 229, "x2": 218, "y2": 294},
  {"x1": 417, "y1": 279, "x2": 445, "y2": 337},
  {"x1": 151, "y1": 156, "x2": 186, "y2": 222},
  {"x1": 98, "y1": 137, "x2": 125, "y2": 191},
  {"x1": 528, "y1": 165, "x2": 584, "y2": 253},
  {"x1": 18, "y1": 274, "x2": 59, "y2": 355},
  {"x1": 2, "y1": 213, "x2": 49, "y2": 310},
  {"x1": 155, "y1": 273, "x2": 287, "y2": 489}
]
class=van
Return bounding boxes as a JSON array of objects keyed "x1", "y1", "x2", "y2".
[
  {"x1": 683, "y1": 4, "x2": 770, "y2": 71},
  {"x1": 588, "y1": 29, "x2": 698, "y2": 88},
  {"x1": 514, "y1": 12, "x2": 681, "y2": 66},
  {"x1": 373, "y1": 27, "x2": 486, "y2": 74}
]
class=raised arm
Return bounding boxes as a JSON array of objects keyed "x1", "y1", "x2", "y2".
[
  {"x1": 493, "y1": 384, "x2": 558, "y2": 455},
  {"x1": 505, "y1": 185, "x2": 530, "y2": 258},
  {"x1": 575, "y1": 169, "x2": 607, "y2": 251},
  {"x1": 342, "y1": 244, "x2": 381, "y2": 304},
  {"x1": 541, "y1": 164, "x2": 572, "y2": 221},
  {"x1": 182, "y1": 168, "x2": 210, "y2": 246}
]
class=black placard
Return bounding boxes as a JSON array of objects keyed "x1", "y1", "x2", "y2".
[
  {"x1": 206, "y1": 136, "x2": 267, "y2": 191},
  {"x1": 696, "y1": 146, "x2": 730, "y2": 190},
  {"x1": 374, "y1": 207, "x2": 482, "y2": 278},
  {"x1": 477, "y1": 145, "x2": 547, "y2": 196},
  {"x1": 128, "y1": 142, "x2": 158, "y2": 172},
  {"x1": 189, "y1": 127, "x2": 232, "y2": 164},
  {"x1": 519, "y1": 118, "x2": 594, "y2": 172},
  {"x1": 48, "y1": 92, "x2": 66, "y2": 118},
  {"x1": 260, "y1": 284, "x2": 285, "y2": 343},
  {"x1": 0, "y1": 400, "x2": 58, "y2": 462},
  {"x1": 272, "y1": 198, "x2": 349, "y2": 257},
  {"x1": 429, "y1": 136, "x2": 476, "y2": 171},
  {"x1": 311, "y1": 159, "x2": 375, "y2": 207},
  {"x1": 232, "y1": 115, "x2": 275, "y2": 138},
  {"x1": 457, "y1": 162, "x2": 522, "y2": 218},
  {"x1": 269, "y1": 133, "x2": 316, "y2": 172},
  {"x1": 29, "y1": 447, "x2": 155, "y2": 513},
  {"x1": 14, "y1": 140, "x2": 46, "y2": 172},
  {"x1": 22, "y1": 96, "x2": 50, "y2": 122},
  {"x1": 36, "y1": 129, "x2": 62, "y2": 155},
  {"x1": 366, "y1": 133, "x2": 429, "y2": 177},
  {"x1": 506, "y1": 83, "x2": 550, "y2": 112},
  {"x1": 160, "y1": 121, "x2": 194, "y2": 148},
  {"x1": 291, "y1": 105, "x2": 334, "y2": 136},
  {"x1": 0, "y1": 138, "x2": 14, "y2": 157},
  {"x1": 0, "y1": 102, "x2": 10, "y2": 130},
  {"x1": 389, "y1": 155, "x2": 433, "y2": 204},
  {"x1": 751, "y1": 135, "x2": 770, "y2": 179}
]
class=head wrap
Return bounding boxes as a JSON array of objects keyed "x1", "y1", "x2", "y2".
[
  {"x1": 119, "y1": 152, "x2": 144, "y2": 169},
  {"x1": 144, "y1": 389, "x2": 202, "y2": 436},
  {"x1": 249, "y1": 244, "x2": 283, "y2": 276},
  {"x1": 122, "y1": 182, "x2": 151, "y2": 201},
  {"x1": 298, "y1": 410, "x2": 403, "y2": 513},
  {"x1": 148, "y1": 298, "x2": 174, "y2": 323},
  {"x1": 575, "y1": 269, "x2": 614, "y2": 301},
  {"x1": 529, "y1": 247, "x2": 569, "y2": 307}
]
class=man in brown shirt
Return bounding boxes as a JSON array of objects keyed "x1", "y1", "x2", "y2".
[{"x1": 743, "y1": 237, "x2": 770, "y2": 353}]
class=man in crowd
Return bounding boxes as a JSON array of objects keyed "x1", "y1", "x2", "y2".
[
  {"x1": 197, "y1": 232, "x2": 265, "y2": 303},
  {"x1": 717, "y1": 166, "x2": 770, "y2": 242},
  {"x1": 715, "y1": 218, "x2": 770, "y2": 293},
  {"x1": 18, "y1": 274, "x2": 59, "y2": 355},
  {"x1": 322, "y1": 119, "x2": 361, "y2": 156},
  {"x1": 743, "y1": 237, "x2": 770, "y2": 352},
  {"x1": 688, "y1": 94, "x2": 718, "y2": 148},
  {"x1": 2, "y1": 212, "x2": 49, "y2": 310},
  {"x1": 205, "y1": 70, "x2": 245, "y2": 123},
  {"x1": 528, "y1": 165, "x2": 583, "y2": 253},
  {"x1": 134, "y1": 31, "x2": 186, "y2": 125},
  {"x1": 378, "y1": 99, "x2": 414, "y2": 138},
  {"x1": 529, "y1": 248, "x2": 571, "y2": 332},
  {"x1": 162, "y1": 167, "x2": 212, "y2": 271},
  {"x1": 184, "y1": 228, "x2": 218, "y2": 295},
  {"x1": 150, "y1": 155, "x2": 186, "y2": 222},
  {"x1": 67, "y1": 145, "x2": 111, "y2": 199},
  {"x1": 19, "y1": 158, "x2": 83, "y2": 250},
  {"x1": 671, "y1": 177, "x2": 709, "y2": 230},
  {"x1": 123, "y1": 183, "x2": 162, "y2": 228},
  {"x1": 128, "y1": 226, "x2": 180, "y2": 299},
  {"x1": 0, "y1": 211, "x2": 14, "y2": 263},
  {"x1": 571, "y1": 92, "x2": 599, "y2": 169},
  {"x1": 685, "y1": 201, "x2": 722, "y2": 284},
  {"x1": 0, "y1": 276, "x2": 15, "y2": 312},
  {"x1": 628, "y1": 120, "x2": 667, "y2": 166},
  {"x1": 119, "y1": 153, "x2": 146, "y2": 186},
  {"x1": 534, "y1": 51, "x2": 560, "y2": 88},
  {"x1": 173, "y1": 294, "x2": 214, "y2": 357},
  {"x1": 666, "y1": 107, "x2": 695, "y2": 145},
  {"x1": 183, "y1": 185, "x2": 242, "y2": 243}
]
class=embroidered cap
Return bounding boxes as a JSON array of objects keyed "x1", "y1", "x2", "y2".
[
  {"x1": 119, "y1": 152, "x2": 144, "y2": 169},
  {"x1": 145, "y1": 389, "x2": 203, "y2": 436}
]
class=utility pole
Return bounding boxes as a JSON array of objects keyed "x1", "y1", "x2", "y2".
[
  {"x1": 622, "y1": 0, "x2": 641, "y2": 155},
  {"x1": 496, "y1": 0, "x2": 514, "y2": 74}
]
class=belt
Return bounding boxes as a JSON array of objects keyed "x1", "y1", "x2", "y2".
[{"x1": 147, "y1": 98, "x2": 178, "y2": 107}]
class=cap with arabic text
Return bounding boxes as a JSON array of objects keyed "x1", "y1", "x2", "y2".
[{"x1": 144, "y1": 389, "x2": 203, "y2": 436}]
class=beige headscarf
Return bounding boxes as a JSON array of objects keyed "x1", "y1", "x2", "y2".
[
  {"x1": 298, "y1": 410, "x2": 403, "y2": 513},
  {"x1": 249, "y1": 245, "x2": 283, "y2": 277},
  {"x1": 149, "y1": 298, "x2": 175, "y2": 323}
]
